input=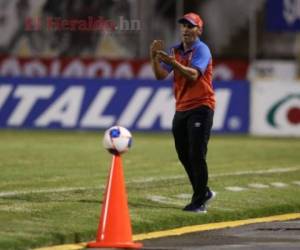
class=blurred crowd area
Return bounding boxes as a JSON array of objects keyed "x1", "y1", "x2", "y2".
[
  {"x1": 0, "y1": 0, "x2": 299, "y2": 59},
  {"x1": 0, "y1": 0, "x2": 299, "y2": 79}
]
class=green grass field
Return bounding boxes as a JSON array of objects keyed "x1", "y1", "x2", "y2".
[{"x1": 0, "y1": 130, "x2": 300, "y2": 250}]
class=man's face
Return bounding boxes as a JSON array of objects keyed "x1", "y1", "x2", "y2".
[{"x1": 180, "y1": 22, "x2": 201, "y2": 44}]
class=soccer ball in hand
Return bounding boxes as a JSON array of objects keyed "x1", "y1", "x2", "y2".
[{"x1": 103, "y1": 126, "x2": 132, "y2": 155}]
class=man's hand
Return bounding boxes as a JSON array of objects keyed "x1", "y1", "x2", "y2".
[
  {"x1": 149, "y1": 40, "x2": 169, "y2": 80},
  {"x1": 150, "y1": 40, "x2": 164, "y2": 59},
  {"x1": 157, "y1": 50, "x2": 175, "y2": 65},
  {"x1": 157, "y1": 50, "x2": 199, "y2": 81}
]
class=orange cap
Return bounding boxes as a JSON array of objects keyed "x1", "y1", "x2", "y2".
[{"x1": 178, "y1": 12, "x2": 203, "y2": 27}]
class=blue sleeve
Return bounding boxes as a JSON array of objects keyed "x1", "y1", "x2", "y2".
[
  {"x1": 191, "y1": 44, "x2": 211, "y2": 75},
  {"x1": 160, "y1": 48, "x2": 173, "y2": 73}
]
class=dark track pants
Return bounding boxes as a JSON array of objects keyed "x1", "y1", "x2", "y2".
[{"x1": 172, "y1": 105, "x2": 214, "y2": 206}]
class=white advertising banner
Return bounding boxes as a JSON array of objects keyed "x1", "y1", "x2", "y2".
[
  {"x1": 251, "y1": 80, "x2": 300, "y2": 137},
  {"x1": 247, "y1": 60, "x2": 298, "y2": 80}
]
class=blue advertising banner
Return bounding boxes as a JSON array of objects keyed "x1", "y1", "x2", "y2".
[
  {"x1": 0, "y1": 77, "x2": 249, "y2": 133},
  {"x1": 266, "y1": 0, "x2": 300, "y2": 31}
]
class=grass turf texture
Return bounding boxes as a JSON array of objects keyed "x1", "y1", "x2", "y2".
[{"x1": 0, "y1": 130, "x2": 299, "y2": 249}]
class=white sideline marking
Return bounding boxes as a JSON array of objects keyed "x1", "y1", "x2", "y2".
[
  {"x1": 148, "y1": 179, "x2": 293, "y2": 206},
  {"x1": 248, "y1": 183, "x2": 269, "y2": 189},
  {"x1": 0, "y1": 204, "x2": 33, "y2": 212},
  {"x1": 270, "y1": 182, "x2": 288, "y2": 188},
  {"x1": 175, "y1": 193, "x2": 191, "y2": 199},
  {"x1": 0, "y1": 166, "x2": 299, "y2": 198},
  {"x1": 225, "y1": 186, "x2": 247, "y2": 192},
  {"x1": 0, "y1": 187, "x2": 93, "y2": 198},
  {"x1": 130, "y1": 166, "x2": 300, "y2": 183},
  {"x1": 218, "y1": 167, "x2": 299, "y2": 193},
  {"x1": 147, "y1": 195, "x2": 184, "y2": 206},
  {"x1": 213, "y1": 206, "x2": 235, "y2": 212},
  {"x1": 147, "y1": 195, "x2": 234, "y2": 211},
  {"x1": 213, "y1": 166, "x2": 300, "y2": 177}
]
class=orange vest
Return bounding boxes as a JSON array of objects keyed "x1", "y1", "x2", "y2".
[{"x1": 173, "y1": 48, "x2": 215, "y2": 111}]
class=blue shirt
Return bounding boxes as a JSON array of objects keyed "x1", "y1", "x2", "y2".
[
  {"x1": 160, "y1": 38, "x2": 215, "y2": 111},
  {"x1": 161, "y1": 38, "x2": 212, "y2": 75}
]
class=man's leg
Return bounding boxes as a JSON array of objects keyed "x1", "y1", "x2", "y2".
[
  {"x1": 172, "y1": 112, "x2": 195, "y2": 191},
  {"x1": 187, "y1": 106, "x2": 214, "y2": 206}
]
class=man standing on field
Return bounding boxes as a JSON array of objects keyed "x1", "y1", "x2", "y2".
[{"x1": 150, "y1": 12, "x2": 216, "y2": 213}]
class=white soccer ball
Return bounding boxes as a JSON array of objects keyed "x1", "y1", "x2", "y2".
[{"x1": 103, "y1": 126, "x2": 132, "y2": 155}]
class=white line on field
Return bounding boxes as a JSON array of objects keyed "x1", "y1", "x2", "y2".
[
  {"x1": 146, "y1": 195, "x2": 185, "y2": 206},
  {"x1": 175, "y1": 193, "x2": 191, "y2": 199},
  {"x1": 130, "y1": 166, "x2": 300, "y2": 184},
  {"x1": 0, "y1": 187, "x2": 97, "y2": 198},
  {"x1": 146, "y1": 194, "x2": 234, "y2": 212},
  {"x1": 147, "y1": 179, "x2": 296, "y2": 207},
  {"x1": 248, "y1": 183, "x2": 269, "y2": 189},
  {"x1": 0, "y1": 166, "x2": 299, "y2": 198},
  {"x1": 225, "y1": 186, "x2": 247, "y2": 192},
  {"x1": 270, "y1": 182, "x2": 288, "y2": 188}
]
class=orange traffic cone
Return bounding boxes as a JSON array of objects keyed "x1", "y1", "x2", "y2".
[{"x1": 87, "y1": 154, "x2": 142, "y2": 249}]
